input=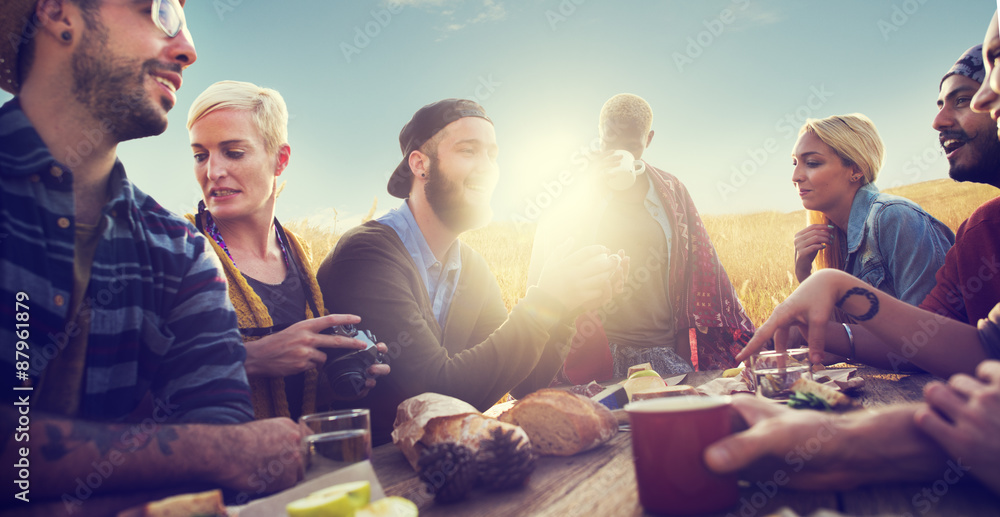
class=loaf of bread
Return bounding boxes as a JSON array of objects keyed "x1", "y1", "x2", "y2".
[
  {"x1": 498, "y1": 389, "x2": 618, "y2": 456},
  {"x1": 392, "y1": 392, "x2": 530, "y2": 470},
  {"x1": 116, "y1": 490, "x2": 227, "y2": 517}
]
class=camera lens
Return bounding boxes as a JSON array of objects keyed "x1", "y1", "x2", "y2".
[{"x1": 331, "y1": 371, "x2": 366, "y2": 399}]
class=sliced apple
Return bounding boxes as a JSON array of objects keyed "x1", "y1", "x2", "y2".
[
  {"x1": 627, "y1": 369, "x2": 661, "y2": 380},
  {"x1": 355, "y1": 496, "x2": 419, "y2": 517},
  {"x1": 286, "y1": 492, "x2": 354, "y2": 517},
  {"x1": 310, "y1": 481, "x2": 371, "y2": 508},
  {"x1": 285, "y1": 480, "x2": 371, "y2": 517}
]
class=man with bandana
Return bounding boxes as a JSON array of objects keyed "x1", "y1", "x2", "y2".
[
  {"x1": 921, "y1": 44, "x2": 1000, "y2": 324},
  {"x1": 317, "y1": 99, "x2": 625, "y2": 444}
]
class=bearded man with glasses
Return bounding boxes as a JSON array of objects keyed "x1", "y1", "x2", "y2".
[{"x1": 0, "y1": 0, "x2": 306, "y2": 512}]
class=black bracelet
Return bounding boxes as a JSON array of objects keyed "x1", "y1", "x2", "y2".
[{"x1": 834, "y1": 287, "x2": 880, "y2": 322}]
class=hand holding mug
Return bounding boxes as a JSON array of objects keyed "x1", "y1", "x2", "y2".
[{"x1": 605, "y1": 149, "x2": 646, "y2": 190}]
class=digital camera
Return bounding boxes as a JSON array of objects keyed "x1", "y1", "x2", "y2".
[{"x1": 320, "y1": 324, "x2": 386, "y2": 399}]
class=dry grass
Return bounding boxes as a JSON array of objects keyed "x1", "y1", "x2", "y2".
[{"x1": 289, "y1": 180, "x2": 997, "y2": 325}]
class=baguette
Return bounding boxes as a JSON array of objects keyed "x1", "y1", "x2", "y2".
[{"x1": 498, "y1": 389, "x2": 618, "y2": 456}]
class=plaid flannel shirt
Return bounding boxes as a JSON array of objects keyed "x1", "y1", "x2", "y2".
[{"x1": 0, "y1": 98, "x2": 252, "y2": 423}]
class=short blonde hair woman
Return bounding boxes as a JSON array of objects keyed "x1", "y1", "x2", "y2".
[
  {"x1": 791, "y1": 113, "x2": 954, "y2": 306},
  {"x1": 186, "y1": 80, "x2": 388, "y2": 420}
]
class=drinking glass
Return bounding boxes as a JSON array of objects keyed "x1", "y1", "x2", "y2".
[{"x1": 299, "y1": 409, "x2": 372, "y2": 479}]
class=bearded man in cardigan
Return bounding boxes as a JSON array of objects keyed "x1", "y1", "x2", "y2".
[
  {"x1": 528, "y1": 94, "x2": 755, "y2": 383},
  {"x1": 317, "y1": 99, "x2": 627, "y2": 444}
]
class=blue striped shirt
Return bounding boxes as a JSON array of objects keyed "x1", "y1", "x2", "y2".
[{"x1": 0, "y1": 98, "x2": 253, "y2": 423}]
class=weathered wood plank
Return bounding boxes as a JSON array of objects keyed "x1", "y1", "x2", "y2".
[{"x1": 374, "y1": 367, "x2": 1000, "y2": 516}]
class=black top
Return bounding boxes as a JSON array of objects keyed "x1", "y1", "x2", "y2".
[{"x1": 243, "y1": 257, "x2": 309, "y2": 420}]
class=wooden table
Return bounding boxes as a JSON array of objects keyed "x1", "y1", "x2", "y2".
[{"x1": 372, "y1": 366, "x2": 1000, "y2": 516}]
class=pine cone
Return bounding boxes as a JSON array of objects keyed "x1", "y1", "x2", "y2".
[
  {"x1": 417, "y1": 443, "x2": 478, "y2": 503},
  {"x1": 477, "y1": 426, "x2": 536, "y2": 490}
]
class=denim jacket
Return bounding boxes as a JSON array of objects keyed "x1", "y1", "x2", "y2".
[{"x1": 844, "y1": 183, "x2": 955, "y2": 306}]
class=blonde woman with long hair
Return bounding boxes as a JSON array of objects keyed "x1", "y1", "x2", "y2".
[{"x1": 791, "y1": 114, "x2": 954, "y2": 306}]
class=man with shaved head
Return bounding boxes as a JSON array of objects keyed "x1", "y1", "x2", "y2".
[{"x1": 529, "y1": 93, "x2": 754, "y2": 383}]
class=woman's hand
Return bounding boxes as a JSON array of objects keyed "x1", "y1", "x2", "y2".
[
  {"x1": 793, "y1": 224, "x2": 833, "y2": 282},
  {"x1": 244, "y1": 314, "x2": 374, "y2": 378},
  {"x1": 736, "y1": 269, "x2": 853, "y2": 365}
]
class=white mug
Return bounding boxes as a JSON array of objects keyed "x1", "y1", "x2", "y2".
[{"x1": 606, "y1": 150, "x2": 646, "y2": 190}]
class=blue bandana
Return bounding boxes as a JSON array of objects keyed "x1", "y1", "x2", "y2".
[{"x1": 941, "y1": 45, "x2": 985, "y2": 90}]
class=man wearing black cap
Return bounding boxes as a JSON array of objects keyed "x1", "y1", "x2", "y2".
[
  {"x1": 317, "y1": 99, "x2": 624, "y2": 444},
  {"x1": 0, "y1": 0, "x2": 305, "y2": 510}
]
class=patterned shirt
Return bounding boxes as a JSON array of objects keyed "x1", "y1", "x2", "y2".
[{"x1": 0, "y1": 98, "x2": 253, "y2": 423}]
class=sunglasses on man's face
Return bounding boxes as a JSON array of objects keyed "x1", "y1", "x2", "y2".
[{"x1": 151, "y1": 0, "x2": 185, "y2": 38}]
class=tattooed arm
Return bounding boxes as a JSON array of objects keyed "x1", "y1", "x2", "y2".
[
  {"x1": 1, "y1": 410, "x2": 304, "y2": 501},
  {"x1": 737, "y1": 269, "x2": 984, "y2": 378}
]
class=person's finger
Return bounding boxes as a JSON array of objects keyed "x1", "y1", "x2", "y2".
[
  {"x1": 913, "y1": 405, "x2": 961, "y2": 451},
  {"x1": 309, "y1": 349, "x2": 327, "y2": 369},
  {"x1": 375, "y1": 342, "x2": 388, "y2": 354},
  {"x1": 976, "y1": 360, "x2": 1000, "y2": 385},
  {"x1": 576, "y1": 267, "x2": 620, "y2": 289},
  {"x1": 313, "y1": 334, "x2": 368, "y2": 350},
  {"x1": 947, "y1": 373, "x2": 985, "y2": 399},
  {"x1": 923, "y1": 381, "x2": 969, "y2": 422},
  {"x1": 736, "y1": 319, "x2": 777, "y2": 362},
  {"x1": 368, "y1": 364, "x2": 390, "y2": 377},
  {"x1": 566, "y1": 246, "x2": 615, "y2": 272},
  {"x1": 299, "y1": 313, "x2": 361, "y2": 332},
  {"x1": 806, "y1": 308, "x2": 828, "y2": 365},
  {"x1": 773, "y1": 327, "x2": 788, "y2": 354}
]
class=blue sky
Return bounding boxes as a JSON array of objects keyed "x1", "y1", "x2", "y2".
[{"x1": 4, "y1": 1, "x2": 996, "y2": 230}]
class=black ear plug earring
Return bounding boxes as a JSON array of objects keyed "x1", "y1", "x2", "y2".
[{"x1": 61, "y1": 31, "x2": 71, "y2": 42}]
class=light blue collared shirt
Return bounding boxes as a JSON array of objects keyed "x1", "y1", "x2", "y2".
[{"x1": 377, "y1": 202, "x2": 463, "y2": 329}]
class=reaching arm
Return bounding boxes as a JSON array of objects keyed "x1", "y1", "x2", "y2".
[
  {"x1": 318, "y1": 227, "x2": 622, "y2": 409},
  {"x1": 737, "y1": 269, "x2": 984, "y2": 378},
  {"x1": 2, "y1": 410, "x2": 304, "y2": 500},
  {"x1": 704, "y1": 396, "x2": 949, "y2": 490}
]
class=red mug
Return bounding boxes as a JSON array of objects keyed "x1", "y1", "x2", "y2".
[{"x1": 626, "y1": 396, "x2": 738, "y2": 515}]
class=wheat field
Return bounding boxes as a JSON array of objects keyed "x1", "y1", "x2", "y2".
[{"x1": 288, "y1": 179, "x2": 997, "y2": 326}]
